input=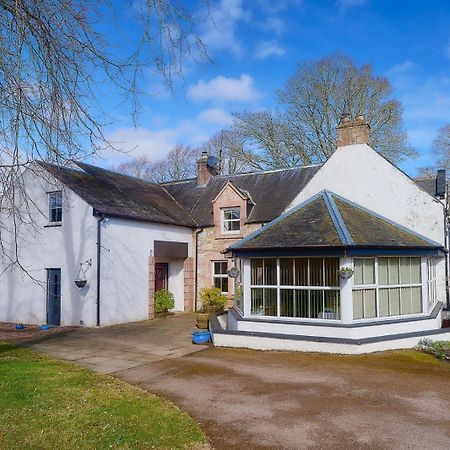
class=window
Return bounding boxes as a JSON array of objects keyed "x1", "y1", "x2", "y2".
[
  {"x1": 48, "y1": 191, "x2": 62, "y2": 223},
  {"x1": 427, "y1": 258, "x2": 438, "y2": 310},
  {"x1": 250, "y1": 258, "x2": 340, "y2": 319},
  {"x1": 353, "y1": 257, "x2": 422, "y2": 320},
  {"x1": 213, "y1": 261, "x2": 229, "y2": 293},
  {"x1": 221, "y1": 207, "x2": 240, "y2": 234}
]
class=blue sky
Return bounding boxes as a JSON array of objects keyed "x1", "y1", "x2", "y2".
[{"x1": 97, "y1": 0, "x2": 450, "y2": 176}]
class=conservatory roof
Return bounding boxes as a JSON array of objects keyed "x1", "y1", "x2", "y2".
[{"x1": 229, "y1": 191, "x2": 443, "y2": 254}]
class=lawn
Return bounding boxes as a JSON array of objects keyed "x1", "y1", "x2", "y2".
[{"x1": 0, "y1": 342, "x2": 207, "y2": 450}]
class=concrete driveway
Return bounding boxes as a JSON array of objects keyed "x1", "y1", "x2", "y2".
[
  {"x1": 29, "y1": 313, "x2": 203, "y2": 373},
  {"x1": 28, "y1": 315, "x2": 450, "y2": 449}
]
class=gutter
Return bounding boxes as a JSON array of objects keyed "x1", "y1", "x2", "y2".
[{"x1": 95, "y1": 211, "x2": 106, "y2": 326}]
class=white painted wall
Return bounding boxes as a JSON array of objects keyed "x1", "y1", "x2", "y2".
[
  {"x1": 100, "y1": 218, "x2": 192, "y2": 325},
  {"x1": 0, "y1": 165, "x2": 98, "y2": 326},
  {"x1": 288, "y1": 144, "x2": 446, "y2": 245}
]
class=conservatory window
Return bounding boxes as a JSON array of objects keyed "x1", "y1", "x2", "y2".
[
  {"x1": 250, "y1": 258, "x2": 340, "y2": 319},
  {"x1": 353, "y1": 257, "x2": 422, "y2": 320}
]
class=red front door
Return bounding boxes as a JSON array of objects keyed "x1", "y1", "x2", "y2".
[{"x1": 155, "y1": 263, "x2": 168, "y2": 292}]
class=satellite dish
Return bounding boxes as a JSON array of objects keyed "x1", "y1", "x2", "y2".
[{"x1": 207, "y1": 155, "x2": 219, "y2": 170}]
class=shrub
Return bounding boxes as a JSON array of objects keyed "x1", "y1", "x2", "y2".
[
  {"x1": 416, "y1": 339, "x2": 450, "y2": 360},
  {"x1": 155, "y1": 289, "x2": 174, "y2": 314},
  {"x1": 200, "y1": 287, "x2": 227, "y2": 313}
]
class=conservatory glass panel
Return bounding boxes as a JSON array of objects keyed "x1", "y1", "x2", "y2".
[
  {"x1": 280, "y1": 259, "x2": 294, "y2": 286},
  {"x1": 294, "y1": 258, "x2": 308, "y2": 286}
]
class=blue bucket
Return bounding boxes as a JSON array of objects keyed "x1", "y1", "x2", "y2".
[
  {"x1": 15, "y1": 324, "x2": 25, "y2": 330},
  {"x1": 192, "y1": 330, "x2": 210, "y2": 345},
  {"x1": 40, "y1": 324, "x2": 49, "y2": 331}
]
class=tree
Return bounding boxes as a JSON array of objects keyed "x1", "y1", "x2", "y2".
[
  {"x1": 431, "y1": 124, "x2": 450, "y2": 170},
  {"x1": 234, "y1": 54, "x2": 414, "y2": 169},
  {"x1": 0, "y1": 1, "x2": 208, "y2": 271},
  {"x1": 117, "y1": 144, "x2": 199, "y2": 183},
  {"x1": 198, "y1": 128, "x2": 250, "y2": 175}
]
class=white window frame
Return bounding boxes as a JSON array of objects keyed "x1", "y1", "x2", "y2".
[
  {"x1": 221, "y1": 207, "x2": 241, "y2": 235},
  {"x1": 352, "y1": 256, "x2": 424, "y2": 321},
  {"x1": 213, "y1": 260, "x2": 229, "y2": 294},
  {"x1": 48, "y1": 191, "x2": 63, "y2": 224},
  {"x1": 426, "y1": 257, "x2": 438, "y2": 311},
  {"x1": 249, "y1": 257, "x2": 341, "y2": 321}
]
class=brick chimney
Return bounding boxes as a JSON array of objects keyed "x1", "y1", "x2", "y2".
[
  {"x1": 196, "y1": 151, "x2": 218, "y2": 186},
  {"x1": 336, "y1": 114, "x2": 371, "y2": 147}
]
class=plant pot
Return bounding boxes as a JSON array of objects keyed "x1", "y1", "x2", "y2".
[
  {"x1": 192, "y1": 330, "x2": 210, "y2": 345},
  {"x1": 339, "y1": 269, "x2": 354, "y2": 280},
  {"x1": 196, "y1": 312, "x2": 209, "y2": 329},
  {"x1": 74, "y1": 279, "x2": 87, "y2": 288}
]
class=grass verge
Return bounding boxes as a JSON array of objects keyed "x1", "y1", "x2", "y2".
[{"x1": 0, "y1": 342, "x2": 207, "y2": 449}]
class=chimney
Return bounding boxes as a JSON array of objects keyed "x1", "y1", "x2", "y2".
[
  {"x1": 436, "y1": 169, "x2": 446, "y2": 199},
  {"x1": 336, "y1": 114, "x2": 371, "y2": 147},
  {"x1": 196, "y1": 151, "x2": 218, "y2": 186}
]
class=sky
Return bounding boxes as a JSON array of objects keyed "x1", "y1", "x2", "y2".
[{"x1": 96, "y1": 0, "x2": 450, "y2": 176}]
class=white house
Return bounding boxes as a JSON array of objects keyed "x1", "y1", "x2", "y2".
[
  {"x1": 211, "y1": 116, "x2": 450, "y2": 353},
  {"x1": 0, "y1": 115, "x2": 449, "y2": 353},
  {"x1": 0, "y1": 161, "x2": 194, "y2": 327}
]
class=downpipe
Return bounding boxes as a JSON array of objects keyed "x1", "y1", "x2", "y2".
[{"x1": 96, "y1": 212, "x2": 105, "y2": 327}]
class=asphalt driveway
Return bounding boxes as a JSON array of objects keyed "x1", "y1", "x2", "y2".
[{"x1": 26, "y1": 315, "x2": 450, "y2": 449}]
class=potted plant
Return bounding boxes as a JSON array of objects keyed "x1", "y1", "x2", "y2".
[
  {"x1": 339, "y1": 266, "x2": 354, "y2": 280},
  {"x1": 197, "y1": 287, "x2": 227, "y2": 329},
  {"x1": 155, "y1": 289, "x2": 174, "y2": 317}
]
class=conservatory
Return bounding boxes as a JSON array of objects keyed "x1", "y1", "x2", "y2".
[{"x1": 210, "y1": 191, "x2": 450, "y2": 354}]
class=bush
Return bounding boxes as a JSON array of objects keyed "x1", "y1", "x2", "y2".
[
  {"x1": 200, "y1": 287, "x2": 227, "y2": 313},
  {"x1": 155, "y1": 289, "x2": 174, "y2": 314},
  {"x1": 416, "y1": 339, "x2": 450, "y2": 360}
]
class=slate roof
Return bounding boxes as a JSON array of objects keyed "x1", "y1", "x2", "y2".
[
  {"x1": 230, "y1": 191, "x2": 442, "y2": 252},
  {"x1": 414, "y1": 175, "x2": 444, "y2": 198},
  {"x1": 38, "y1": 161, "x2": 196, "y2": 227},
  {"x1": 162, "y1": 165, "x2": 322, "y2": 227}
]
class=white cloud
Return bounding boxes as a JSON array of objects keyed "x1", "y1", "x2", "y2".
[
  {"x1": 101, "y1": 121, "x2": 210, "y2": 163},
  {"x1": 255, "y1": 40, "x2": 286, "y2": 59},
  {"x1": 388, "y1": 60, "x2": 416, "y2": 76},
  {"x1": 200, "y1": 0, "x2": 249, "y2": 57},
  {"x1": 187, "y1": 74, "x2": 261, "y2": 103},
  {"x1": 198, "y1": 107, "x2": 233, "y2": 126}
]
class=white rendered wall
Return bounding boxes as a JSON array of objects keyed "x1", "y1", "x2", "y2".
[
  {"x1": 288, "y1": 144, "x2": 446, "y2": 245},
  {"x1": 0, "y1": 165, "x2": 98, "y2": 326},
  {"x1": 99, "y1": 218, "x2": 192, "y2": 325},
  {"x1": 212, "y1": 330, "x2": 450, "y2": 355}
]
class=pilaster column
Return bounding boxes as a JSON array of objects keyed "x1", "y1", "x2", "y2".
[{"x1": 340, "y1": 256, "x2": 354, "y2": 324}]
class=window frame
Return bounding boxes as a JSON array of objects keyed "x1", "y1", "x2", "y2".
[
  {"x1": 352, "y1": 256, "x2": 424, "y2": 321},
  {"x1": 249, "y1": 257, "x2": 341, "y2": 321},
  {"x1": 426, "y1": 257, "x2": 438, "y2": 310},
  {"x1": 221, "y1": 207, "x2": 241, "y2": 235},
  {"x1": 48, "y1": 191, "x2": 63, "y2": 224},
  {"x1": 213, "y1": 260, "x2": 229, "y2": 294}
]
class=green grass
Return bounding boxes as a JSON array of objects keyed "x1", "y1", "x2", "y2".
[{"x1": 0, "y1": 342, "x2": 207, "y2": 450}]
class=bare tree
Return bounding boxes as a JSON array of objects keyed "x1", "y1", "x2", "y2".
[
  {"x1": 199, "y1": 128, "x2": 250, "y2": 174},
  {"x1": 235, "y1": 54, "x2": 414, "y2": 169},
  {"x1": 0, "y1": 0, "x2": 209, "y2": 270},
  {"x1": 117, "y1": 144, "x2": 199, "y2": 182},
  {"x1": 431, "y1": 124, "x2": 450, "y2": 170}
]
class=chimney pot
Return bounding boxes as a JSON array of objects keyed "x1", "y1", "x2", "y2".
[{"x1": 336, "y1": 115, "x2": 370, "y2": 147}]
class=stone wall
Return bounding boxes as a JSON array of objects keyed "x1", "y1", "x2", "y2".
[{"x1": 195, "y1": 223, "x2": 261, "y2": 307}]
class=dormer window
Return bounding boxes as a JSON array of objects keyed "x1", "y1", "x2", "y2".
[
  {"x1": 222, "y1": 207, "x2": 240, "y2": 234},
  {"x1": 48, "y1": 191, "x2": 62, "y2": 223}
]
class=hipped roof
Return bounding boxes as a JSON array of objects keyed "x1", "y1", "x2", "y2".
[{"x1": 230, "y1": 191, "x2": 443, "y2": 253}]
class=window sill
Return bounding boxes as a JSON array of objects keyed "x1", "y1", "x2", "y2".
[
  {"x1": 44, "y1": 223, "x2": 62, "y2": 228},
  {"x1": 215, "y1": 233, "x2": 243, "y2": 240}
]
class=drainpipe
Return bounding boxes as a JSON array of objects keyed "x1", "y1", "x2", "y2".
[
  {"x1": 95, "y1": 212, "x2": 105, "y2": 326},
  {"x1": 194, "y1": 228, "x2": 203, "y2": 312}
]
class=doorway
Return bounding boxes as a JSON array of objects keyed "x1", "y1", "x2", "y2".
[
  {"x1": 155, "y1": 263, "x2": 168, "y2": 292},
  {"x1": 46, "y1": 268, "x2": 61, "y2": 326}
]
